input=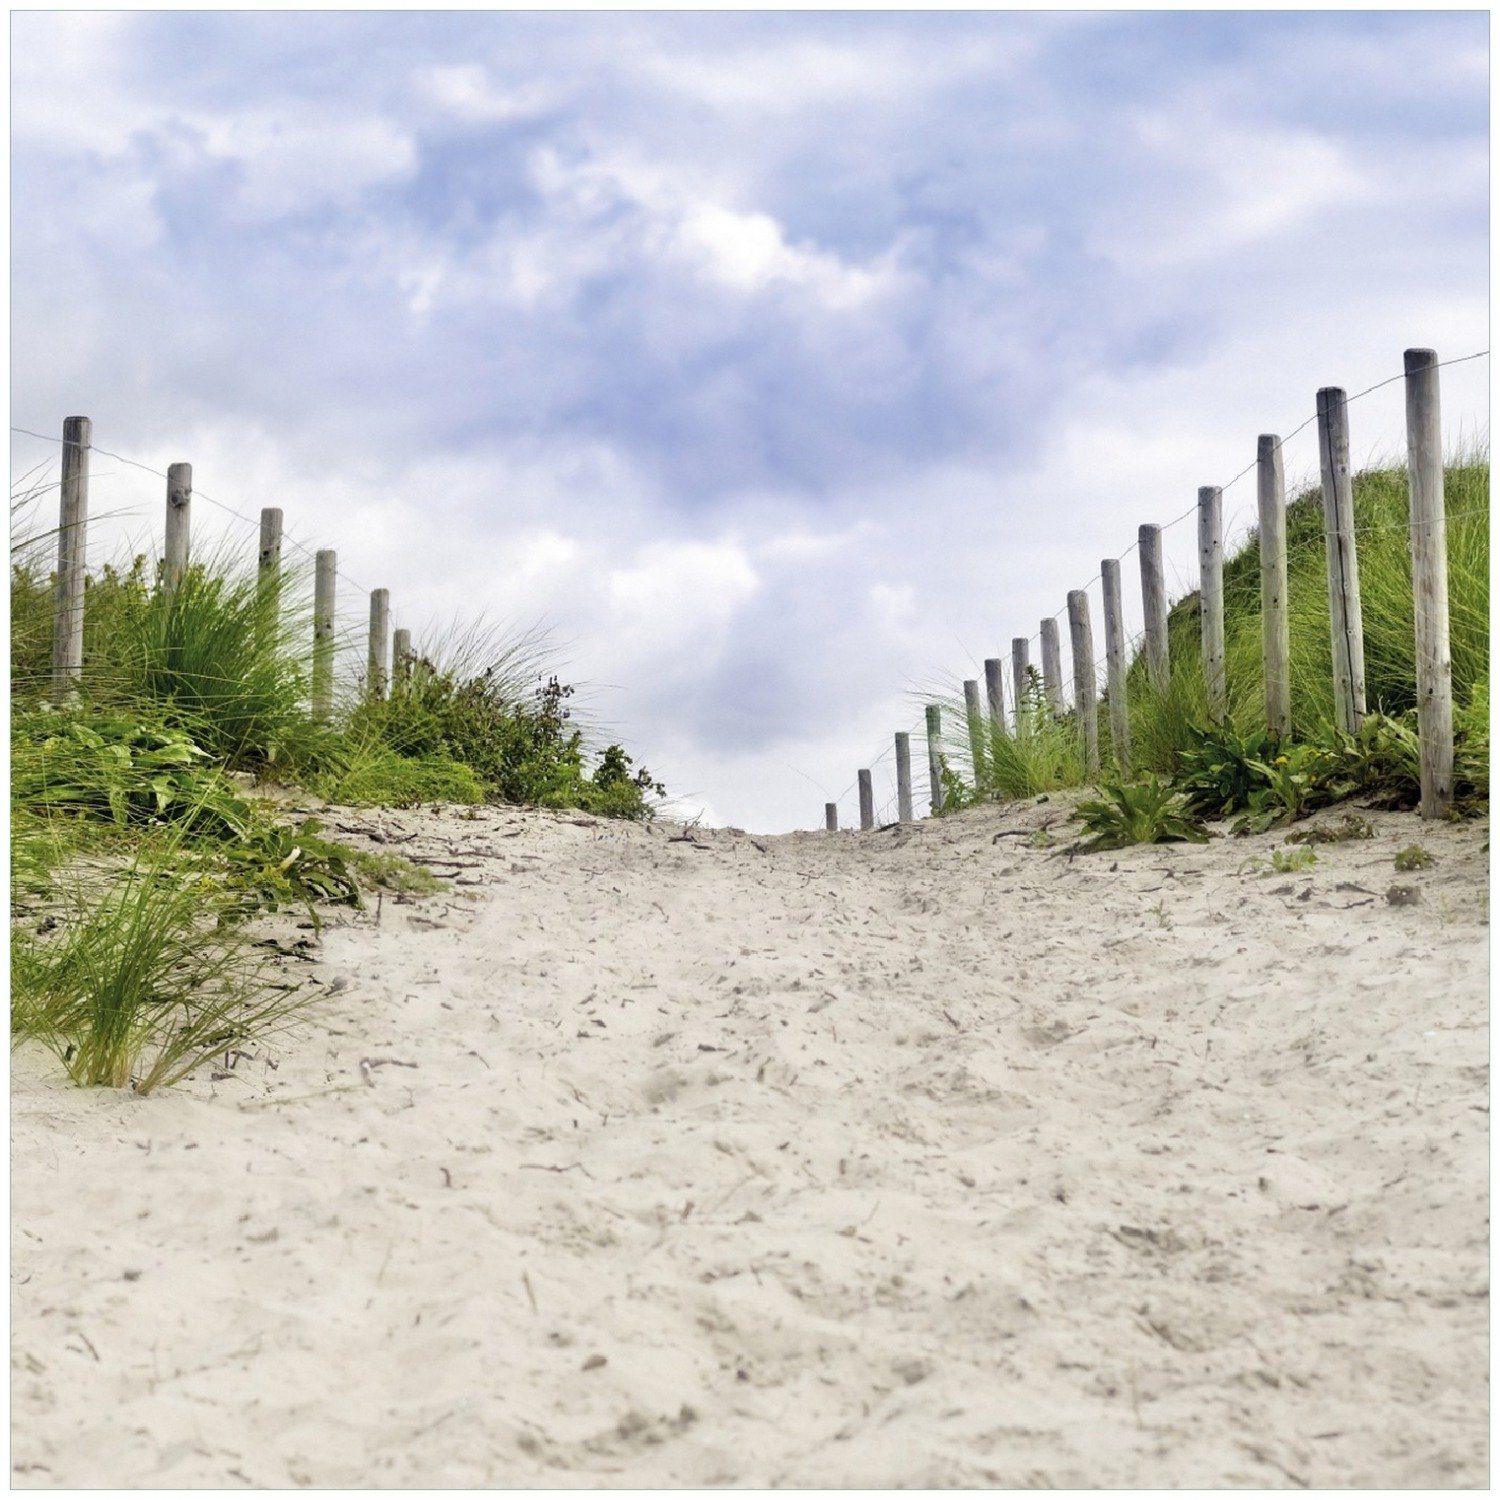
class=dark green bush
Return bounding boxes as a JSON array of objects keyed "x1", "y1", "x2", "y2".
[{"x1": 348, "y1": 663, "x2": 663, "y2": 819}]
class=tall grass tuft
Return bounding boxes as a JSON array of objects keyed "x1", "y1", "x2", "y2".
[{"x1": 13, "y1": 846, "x2": 304, "y2": 1095}]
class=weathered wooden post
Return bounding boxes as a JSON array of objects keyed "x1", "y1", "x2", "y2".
[
  {"x1": 256, "y1": 505, "x2": 283, "y2": 644},
  {"x1": 312, "y1": 549, "x2": 336, "y2": 722},
  {"x1": 1039, "y1": 617, "x2": 1065, "y2": 715},
  {"x1": 1316, "y1": 386, "x2": 1367, "y2": 733},
  {"x1": 1011, "y1": 636, "x2": 1031, "y2": 732},
  {"x1": 258, "y1": 506, "x2": 282, "y2": 587},
  {"x1": 51, "y1": 415, "x2": 91, "y2": 700},
  {"x1": 163, "y1": 462, "x2": 192, "y2": 596},
  {"x1": 392, "y1": 626, "x2": 413, "y2": 691},
  {"x1": 1067, "y1": 590, "x2": 1099, "y2": 775},
  {"x1": 1257, "y1": 435, "x2": 1291, "y2": 737},
  {"x1": 1101, "y1": 558, "x2": 1131, "y2": 777},
  {"x1": 983, "y1": 658, "x2": 1007, "y2": 737},
  {"x1": 963, "y1": 678, "x2": 986, "y2": 788},
  {"x1": 1138, "y1": 523, "x2": 1169, "y2": 692},
  {"x1": 368, "y1": 588, "x2": 391, "y2": 701},
  {"x1": 925, "y1": 704, "x2": 943, "y2": 815},
  {"x1": 1404, "y1": 349, "x2": 1454, "y2": 818},
  {"x1": 1198, "y1": 485, "x2": 1226, "y2": 721},
  {"x1": 894, "y1": 731, "x2": 914, "y2": 822},
  {"x1": 825, "y1": 802, "x2": 838, "y2": 832},
  {"x1": 858, "y1": 769, "x2": 875, "y2": 830}
]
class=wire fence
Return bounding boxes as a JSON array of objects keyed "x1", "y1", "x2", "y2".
[
  {"x1": 824, "y1": 346, "x2": 1489, "y2": 830},
  {"x1": 11, "y1": 343, "x2": 1490, "y2": 829},
  {"x1": 10, "y1": 421, "x2": 402, "y2": 708}
]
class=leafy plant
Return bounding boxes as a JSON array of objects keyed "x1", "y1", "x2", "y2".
[
  {"x1": 1234, "y1": 744, "x2": 1344, "y2": 834},
  {"x1": 935, "y1": 755, "x2": 983, "y2": 816},
  {"x1": 212, "y1": 819, "x2": 360, "y2": 927},
  {"x1": 1325, "y1": 712, "x2": 1424, "y2": 810},
  {"x1": 1271, "y1": 846, "x2": 1318, "y2": 873},
  {"x1": 1455, "y1": 675, "x2": 1488, "y2": 799},
  {"x1": 1174, "y1": 723, "x2": 1279, "y2": 818},
  {"x1": 13, "y1": 710, "x2": 254, "y2": 839},
  {"x1": 347, "y1": 654, "x2": 663, "y2": 820},
  {"x1": 1075, "y1": 777, "x2": 1211, "y2": 850},
  {"x1": 314, "y1": 745, "x2": 486, "y2": 809},
  {"x1": 1393, "y1": 844, "x2": 1435, "y2": 872}
]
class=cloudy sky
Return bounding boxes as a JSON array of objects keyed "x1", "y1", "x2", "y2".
[{"x1": 11, "y1": 11, "x2": 1489, "y2": 830}]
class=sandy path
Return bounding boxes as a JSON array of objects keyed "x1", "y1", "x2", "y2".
[{"x1": 11, "y1": 796, "x2": 1489, "y2": 1487}]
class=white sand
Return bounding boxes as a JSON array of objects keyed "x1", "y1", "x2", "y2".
[{"x1": 12, "y1": 795, "x2": 1489, "y2": 1487}]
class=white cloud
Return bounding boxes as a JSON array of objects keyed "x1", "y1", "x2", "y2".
[
  {"x1": 9, "y1": 12, "x2": 1488, "y2": 833},
  {"x1": 412, "y1": 64, "x2": 562, "y2": 125},
  {"x1": 196, "y1": 109, "x2": 418, "y2": 219},
  {"x1": 676, "y1": 203, "x2": 895, "y2": 306}
]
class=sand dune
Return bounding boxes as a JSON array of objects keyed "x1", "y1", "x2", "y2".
[{"x1": 11, "y1": 794, "x2": 1488, "y2": 1487}]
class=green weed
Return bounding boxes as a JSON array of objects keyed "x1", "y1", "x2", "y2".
[
  {"x1": 1270, "y1": 846, "x2": 1318, "y2": 874},
  {"x1": 1075, "y1": 777, "x2": 1211, "y2": 850},
  {"x1": 1393, "y1": 844, "x2": 1435, "y2": 872}
]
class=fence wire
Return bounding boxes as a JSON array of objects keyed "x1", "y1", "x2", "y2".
[{"x1": 828, "y1": 347, "x2": 1489, "y2": 826}]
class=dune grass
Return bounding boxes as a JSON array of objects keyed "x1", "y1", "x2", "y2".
[
  {"x1": 11, "y1": 516, "x2": 664, "y2": 1093},
  {"x1": 931, "y1": 456, "x2": 1489, "y2": 811},
  {"x1": 12, "y1": 842, "x2": 300, "y2": 1095}
]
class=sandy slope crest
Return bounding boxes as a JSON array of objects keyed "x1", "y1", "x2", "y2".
[{"x1": 11, "y1": 795, "x2": 1490, "y2": 1487}]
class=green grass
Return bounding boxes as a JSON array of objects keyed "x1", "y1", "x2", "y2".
[
  {"x1": 13, "y1": 844, "x2": 304, "y2": 1095},
  {"x1": 11, "y1": 513, "x2": 665, "y2": 1094},
  {"x1": 933, "y1": 456, "x2": 1489, "y2": 808}
]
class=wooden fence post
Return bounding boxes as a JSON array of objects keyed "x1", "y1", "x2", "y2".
[
  {"x1": 256, "y1": 505, "x2": 283, "y2": 645},
  {"x1": 894, "y1": 731, "x2": 913, "y2": 822},
  {"x1": 368, "y1": 588, "x2": 391, "y2": 701},
  {"x1": 1039, "y1": 617, "x2": 1065, "y2": 715},
  {"x1": 1257, "y1": 435, "x2": 1291, "y2": 737},
  {"x1": 983, "y1": 657, "x2": 1007, "y2": 738},
  {"x1": 1138, "y1": 523, "x2": 1169, "y2": 692},
  {"x1": 1198, "y1": 485, "x2": 1226, "y2": 721},
  {"x1": 51, "y1": 415, "x2": 91, "y2": 700},
  {"x1": 1101, "y1": 558, "x2": 1130, "y2": 777},
  {"x1": 258, "y1": 506, "x2": 283, "y2": 586},
  {"x1": 163, "y1": 462, "x2": 192, "y2": 596},
  {"x1": 1404, "y1": 349, "x2": 1454, "y2": 818},
  {"x1": 1316, "y1": 387, "x2": 1367, "y2": 733},
  {"x1": 312, "y1": 549, "x2": 336, "y2": 721},
  {"x1": 925, "y1": 704, "x2": 943, "y2": 815},
  {"x1": 1067, "y1": 590, "x2": 1099, "y2": 774},
  {"x1": 1011, "y1": 636, "x2": 1031, "y2": 732},
  {"x1": 858, "y1": 769, "x2": 875, "y2": 831},
  {"x1": 825, "y1": 802, "x2": 838, "y2": 832},
  {"x1": 963, "y1": 678, "x2": 986, "y2": 787}
]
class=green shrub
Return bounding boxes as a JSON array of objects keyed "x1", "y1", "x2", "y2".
[
  {"x1": 1174, "y1": 723, "x2": 1280, "y2": 818},
  {"x1": 1325, "y1": 712, "x2": 1423, "y2": 810},
  {"x1": 1393, "y1": 844, "x2": 1435, "y2": 872},
  {"x1": 1075, "y1": 777, "x2": 1211, "y2": 850},
  {"x1": 12, "y1": 708, "x2": 254, "y2": 838},
  {"x1": 81, "y1": 553, "x2": 332, "y2": 772},
  {"x1": 349, "y1": 656, "x2": 663, "y2": 819}
]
